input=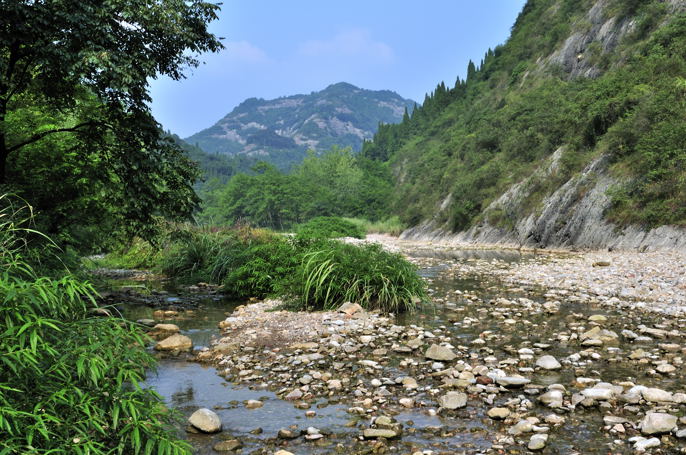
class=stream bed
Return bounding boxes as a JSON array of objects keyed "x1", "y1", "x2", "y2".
[{"x1": 109, "y1": 247, "x2": 686, "y2": 454}]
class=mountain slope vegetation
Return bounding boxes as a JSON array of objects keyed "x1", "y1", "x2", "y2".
[
  {"x1": 186, "y1": 82, "x2": 415, "y2": 169},
  {"x1": 362, "y1": 0, "x2": 686, "y2": 249}
]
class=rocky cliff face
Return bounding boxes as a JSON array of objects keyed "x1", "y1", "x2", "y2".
[
  {"x1": 402, "y1": 150, "x2": 686, "y2": 252},
  {"x1": 185, "y1": 82, "x2": 415, "y2": 168}
]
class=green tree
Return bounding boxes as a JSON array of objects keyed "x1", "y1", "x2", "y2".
[{"x1": 0, "y1": 0, "x2": 223, "y2": 247}]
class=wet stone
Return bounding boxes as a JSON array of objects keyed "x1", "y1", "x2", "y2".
[
  {"x1": 535, "y1": 355, "x2": 562, "y2": 370},
  {"x1": 528, "y1": 433, "x2": 548, "y2": 451},
  {"x1": 640, "y1": 412, "x2": 677, "y2": 435},
  {"x1": 188, "y1": 408, "x2": 222, "y2": 433},
  {"x1": 438, "y1": 391, "x2": 467, "y2": 410},
  {"x1": 425, "y1": 344, "x2": 457, "y2": 361},
  {"x1": 213, "y1": 439, "x2": 242, "y2": 452}
]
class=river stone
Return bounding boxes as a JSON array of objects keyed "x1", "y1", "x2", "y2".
[
  {"x1": 634, "y1": 437, "x2": 660, "y2": 452},
  {"x1": 188, "y1": 408, "x2": 222, "y2": 433},
  {"x1": 657, "y1": 364, "x2": 676, "y2": 374},
  {"x1": 402, "y1": 377, "x2": 418, "y2": 389},
  {"x1": 152, "y1": 323, "x2": 179, "y2": 333},
  {"x1": 362, "y1": 428, "x2": 400, "y2": 439},
  {"x1": 487, "y1": 407, "x2": 510, "y2": 420},
  {"x1": 155, "y1": 334, "x2": 192, "y2": 351},
  {"x1": 425, "y1": 344, "x2": 457, "y2": 361},
  {"x1": 536, "y1": 355, "x2": 562, "y2": 370},
  {"x1": 581, "y1": 387, "x2": 615, "y2": 401},
  {"x1": 438, "y1": 391, "x2": 467, "y2": 409},
  {"x1": 213, "y1": 439, "x2": 242, "y2": 452},
  {"x1": 508, "y1": 420, "x2": 534, "y2": 435},
  {"x1": 399, "y1": 398, "x2": 415, "y2": 408},
  {"x1": 285, "y1": 389, "x2": 303, "y2": 400},
  {"x1": 642, "y1": 388, "x2": 674, "y2": 403},
  {"x1": 327, "y1": 379, "x2": 342, "y2": 390},
  {"x1": 495, "y1": 376, "x2": 531, "y2": 387},
  {"x1": 539, "y1": 390, "x2": 563, "y2": 408},
  {"x1": 640, "y1": 412, "x2": 677, "y2": 435},
  {"x1": 277, "y1": 429, "x2": 299, "y2": 439},
  {"x1": 245, "y1": 400, "x2": 263, "y2": 409},
  {"x1": 528, "y1": 434, "x2": 548, "y2": 451},
  {"x1": 274, "y1": 451, "x2": 295, "y2": 455}
]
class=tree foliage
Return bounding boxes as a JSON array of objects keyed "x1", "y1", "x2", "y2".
[
  {"x1": 200, "y1": 146, "x2": 394, "y2": 229},
  {"x1": 0, "y1": 0, "x2": 222, "y2": 249}
]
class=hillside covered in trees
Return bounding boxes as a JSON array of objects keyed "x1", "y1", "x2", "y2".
[{"x1": 361, "y1": 0, "x2": 686, "y2": 250}]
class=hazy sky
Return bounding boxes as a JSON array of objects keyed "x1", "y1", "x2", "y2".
[{"x1": 149, "y1": 1, "x2": 527, "y2": 137}]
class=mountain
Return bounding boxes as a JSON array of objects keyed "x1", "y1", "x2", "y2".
[
  {"x1": 362, "y1": 0, "x2": 686, "y2": 251},
  {"x1": 185, "y1": 82, "x2": 415, "y2": 169}
]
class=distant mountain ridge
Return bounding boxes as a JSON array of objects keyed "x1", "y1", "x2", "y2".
[{"x1": 185, "y1": 82, "x2": 415, "y2": 168}]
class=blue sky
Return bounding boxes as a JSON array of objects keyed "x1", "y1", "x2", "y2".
[{"x1": 149, "y1": 1, "x2": 527, "y2": 137}]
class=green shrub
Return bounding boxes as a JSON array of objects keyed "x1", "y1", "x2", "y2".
[
  {"x1": 222, "y1": 237, "x2": 300, "y2": 299},
  {"x1": 89, "y1": 237, "x2": 161, "y2": 270},
  {"x1": 296, "y1": 216, "x2": 365, "y2": 239},
  {"x1": 282, "y1": 241, "x2": 427, "y2": 313},
  {"x1": 0, "y1": 196, "x2": 189, "y2": 454},
  {"x1": 343, "y1": 216, "x2": 407, "y2": 236}
]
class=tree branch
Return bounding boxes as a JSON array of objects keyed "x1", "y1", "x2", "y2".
[{"x1": 7, "y1": 121, "x2": 99, "y2": 154}]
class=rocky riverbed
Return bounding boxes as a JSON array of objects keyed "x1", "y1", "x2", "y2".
[{"x1": 125, "y1": 238, "x2": 686, "y2": 454}]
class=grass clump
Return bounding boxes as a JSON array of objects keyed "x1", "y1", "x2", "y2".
[
  {"x1": 283, "y1": 241, "x2": 426, "y2": 313},
  {"x1": 296, "y1": 216, "x2": 365, "y2": 239},
  {"x1": 0, "y1": 195, "x2": 190, "y2": 454},
  {"x1": 343, "y1": 216, "x2": 406, "y2": 236}
]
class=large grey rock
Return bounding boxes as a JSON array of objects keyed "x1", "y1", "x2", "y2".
[
  {"x1": 508, "y1": 420, "x2": 534, "y2": 435},
  {"x1": 536, "y1": 355, "x2": 561, "y2": 370},
  {"x1": 188, "y1": 408, "x2": 222, "y2": 433},
  {"x1": 528, "y1": 434, "x2": 548, "y2": 451},
  {"x1": 539, "y1": 390, "x2": 563, "y2": 408},
  {"x1": 487, "y1": 407, "x2": 510, "y2": 419},
  {"x1": 581, "y1": 387, "x2": 616, "y2": 401},
  {"x1": 642, "y1": 388, "x2": 674, "y2": 403},
  {"x1": 640, "y1": 412, "x2": 677, "y2": 435},
  {"x1": 425, "y1": 344, "x2": 457, "y2": 361},
  {"x1": 155, "y1": 334, "x2": 192, "y2": 351},
  {"x1": 438, "y1": 391, "x2": 467, "y2": 409},
  {"x1": 495, "y1": 376, "x2": 531, "y2": 387}
]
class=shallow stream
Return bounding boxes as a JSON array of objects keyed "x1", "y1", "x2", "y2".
[{"x1": 111, "y1": 248, "x2": 685, "y2": 454}]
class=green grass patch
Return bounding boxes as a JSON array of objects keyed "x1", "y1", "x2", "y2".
[
  {"x1": 296, "y1": 216, "x2": 366, "y2": 239},
  {"x1": 343, "y1": 216, "x2": 406, "y2": 236}
]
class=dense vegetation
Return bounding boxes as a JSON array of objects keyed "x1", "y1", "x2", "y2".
[
  {"x1": 362, "y1": 0, "x2": 686, "y2": 230},
  {"x1": 1, "y1": 1, "x2": 223, "y2": 251},
  {"x1": 297, "y1": 217, "x2": 366, "y2": 239},
  {"x1": 0, "y1": 197, "x2": 190, "y2": 454},
  {"x1": 199, "y1": 146, "x2": 396, "y2": 229},
  {"x1": 103, "y1": 225, "x2": 426, "y2": 313},
  {"x1": 1, "y1": 1, "x2": 222, "y2": 452}
]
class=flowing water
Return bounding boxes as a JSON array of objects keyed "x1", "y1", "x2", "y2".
[{"x1": 110, "y1": 248, "x2": 685, "y2": 454}]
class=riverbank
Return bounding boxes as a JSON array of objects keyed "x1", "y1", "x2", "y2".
[{"x1": 359, "y1": 234, "x2": 686, "y2": 316}]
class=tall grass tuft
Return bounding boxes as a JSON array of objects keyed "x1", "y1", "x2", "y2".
[
  {"x1": 290, "y1": 241, "x2": 426, "y2": 313},
  {"x1": 0, "y1": 195, "x2": 190, "y2": 454}
]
